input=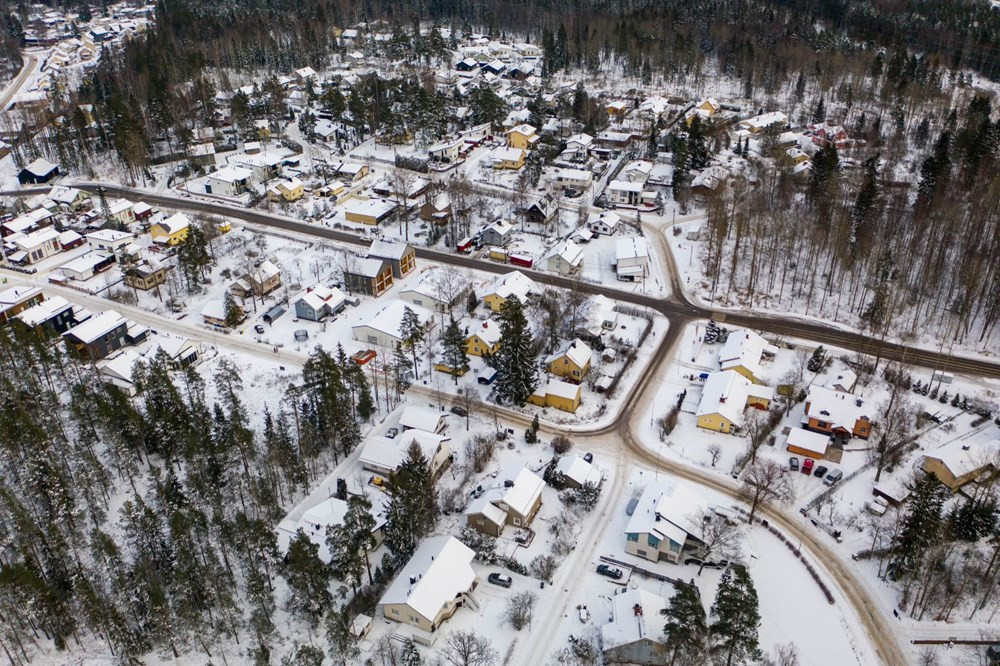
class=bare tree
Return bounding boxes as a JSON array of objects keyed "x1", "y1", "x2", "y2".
[
  {"x1": 770, "y1": 642, "x2": 800, "y2": 666},
  {"x1": 793, "y1": 348, "x2": 810, "y2": 382},
  {"x1": 743, "y1": 408, "x2": 775, "y2": 465},
  {"x1": 440, "y1": 630, "x2": 497, "y2": 666},
  {"x1": 530, "y1": 554, "x2": 558, "y2": 583},
  {"x1": 337, "y1": 250, "x2": 359, "y2": 293},
  {"x1": 690, "y1": 509, "x2": 744, "y2": 575},
  {"x1": 433, "y1": 268, "x2": 471, "y2": 320},
  {"x1": 869, "y1": 378, "x2": 916, "y2": 482},
  {"x1": 464, "y1": 434, "x2": 496, "y2": 474},
  {"x1": 504, "y1": 591, "x2": 537, "y2": 630},
  {"x1": 707, "y1": 444, "x2": 722, "y2": 467},
  {"x1": 455, "y1": 387, "x2": 480, "y2": 431},
  {"x1": 389, "y1": 168, "x2": 416, "y2": 241},
  {"x1": 741, "y1": 460, "x2": 792, "y2": 524}
]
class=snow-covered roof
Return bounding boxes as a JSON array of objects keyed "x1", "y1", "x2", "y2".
[
  {"x1": 345, "y1": 197, "x2": 396, "y2": 220},
  {"x1": 826, "y1": 370, "x2": 857, "y2": 393},
  {"x1": 469, "y1": 319, "x2": 501, "y2": 346},
  {"x1": 399, "y1": 405, "x2": 447, "y2": 433},
  {"x1": 547, "y1": 338, "x2": 592, "y2": 368},
  {"x1": 565, "y1": 133, "x2": 593, "y2": 148},
  {"x1": 491, "y1": 147, "x2": 524, "y2": 163},
  {"x1": 354, "y1": 301, "x2": 433, "y2": 340},
  {"x1": 21, "y1": 157, "x2": 58, "y2": 177},
  {"x1": 608, "y1": 179, "x2": 643, "y2": 193},
  {"x1": 87, "y1": 229, "x2": 134, "y2": 243},
  {"x1": 208, "y1": 165, "x2": 253, "y2": 183},
  {"x1": 924, "y1": 438, "x2": 1000, "y2": 481},
  {"x1": 379, "y1": 536, "x2": 475, "y2": 623},
  {"x1": 15, "y1": 226, "x2": 60, "y2": 250},
  {"x1": 718, "y1": 329, "x2": 772, "y2": 379},
  {"x1": 601, "y1": 588, "x2": 667, "y2": 650},
  {"x1": 692, "y1": 165, "x2": 728, "y2": 191},
  {"x1": 60, "y1": 250, "x2": 112, "y2": 276},
  {"x1": 696, "y1": 370, "x2": 774, "y2": 427},
  {"x1": 298, "y1": 285, "x2": 346, "y2": 311},
  {"x1": 638, "y1": 95, "x2": 670, "y2": 115},
  {"x1": 64, "y1": 310, "x2": 126, "y2": 344},
  {"x1": 465, "y1": 490, "x2": 508, "y2": 525},
  {"x1": 350, "y1": 257, "x2": 390, "y2": 278},
  {"x1": 16, "y1": 295, "x2": 71, "y2": 327},
  {"x1": 615, "y1": 237, "x2": 649, "y2": 262},
  {"x1": 48, "y1": 186, "x2": 84, "y2": 204},
  {"x1": 786, "y1": 428, "x2": 830, "y2": 456},
  {"x1": 535, "y1": 379, "x2": 582, "y2": 402},
  {"x1": 804, "y1": 386, "x2": 869, "y2": 432},
  {"x1": 556, "y1": 456, "x2": 602, "y2": 487},
  {"x1": 589, "y1": 211, "x2": 621, "y2": 230},
  {"x1": 625, "y1": 480, "x2": 710, "y2": 547},
  {"x1": 740, "y1": 111, "x2": 788, "y2": 130},
  {"x1": 279, "y1": 497, "x2": 384, "y2": 562},
  {"x1": 368, "y1": 239, "x2": 411, "y2": 261},
  {"x1": 485, "y1": 271, "x2": 535, "y2": 302},
  {"x1": 501, "y1": 466, "x2": 544, "y2": 517},
  {"x1": 201, "y1": 300, "x2": 226, "y2": 320},
  {"x1": 98, "y1": 350, "x2": 142, "y2": 384}
]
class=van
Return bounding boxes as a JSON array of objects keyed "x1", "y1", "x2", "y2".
[{"x1": 823, "y1": 469, "x2": 843, "y2": 486}]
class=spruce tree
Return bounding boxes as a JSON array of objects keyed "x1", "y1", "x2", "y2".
[
  {"x1": 325, "y1": 607, "x2": 359, "y2": 666},
  {"x1": 400, "y1": 306, "x2": 426, "y2": 380},
  {"x1": 223, "y1": 292, "x2": 244, "y2": 328},
  {"x1": 384, "y1": 442, "x2": 438, "y2": 561},
  {"x1": 710, "y1": 565, "x2": 762, "y2": 666},
  {"x1": 494, "y1": 295, "x2": 538, "y2": 406},
  {"x1": 440, "y1": 315, "x2": 470, "y2": 383},
  {"x1": 851, "y1": 154, "x2": 880, "y2": 249},
  {"x1": 887, "y1": 474, "x2": 947, "y2": 580},
  {"x1": 663, "y1": 581, "x2": 707, "y2": 664},
  {"x1": 806, "y1": 346, "x2": 826, "y2": 372},
  {"x1": 282, "y1": 530, "x2": 331, "y2": 627}
]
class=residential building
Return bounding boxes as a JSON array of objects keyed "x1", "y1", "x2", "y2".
[
  {"x1": 546, "y1": 338, "x2": 593, "y2": 383},
  {"x1": 266, "y1": 177, "x2": 305, "y2": 202},
  {"x1": 379, "y1": 536, "x2": 477, "y2": 633},
  {"x1": 360, "y1": 429, "x2": 452, "y2": 479},
  {"x1": 695, "y1": 370, "x2": 774, "y2": 433},
  {"x1": 229, "y1": 152, "x2": 283, "y2": 181},
  {"x1": 16, "y1": 294, "x2": 75, "y2": 334},
  {"x1": 826, "y1": 370, "x2": 858, "y2": 393},
  {"x1": 602, "y1": 588, "x2": 669, "y2": 665},
  {"x1": 922, "y1": 438, "x2": 1000, "y2": 492},
  {"x1": 331, "y1": 161, "x2": 369, "y2": 183},
  {"x1": 428, "y1": 138, "x2": 463, "y2": 163},
  {"x1": 0, "y1": 286, "x2": 45, "y2": 324},
  {"x1": 294, "y1": 285, "x2": 347, "y2": 321},
  {"x1": 201, "y1": 300, "x2": 230, "y2": 327},
  {"x1": 786, "y1": 428, "x2": 831, "y2": 461},
  {"x1": 124, "y1": 260, "x2": 170, "y2": 291},
  {"x1": 351, "y1": 300, "x2": 434, "y2": 349},
  {"x1": 691, "y1": 166, "x2": 728, "y2": 195},
  {"x1": 147, "y1": 337, "x2": 202, "y2": 368},
  {"x1": 344, "y1": 198, "x2": 397, "y2": 225},
  {"x1": 528, "y1": 379, "x2": 583, "y2": 413},
  {"x1": 620, "y1": 161, "x2": 653, "y2": 183},
  {"x1": 97, "y1": 350, "x2": 143, "y2": 396},
  {"x1": 232, "y1": 260, "x2": 282, "y2": 298},
  {"x1": 63, "y1": 310, "x2": 147, "y2": 360},
  {"x1": 551, "y1": 167, "x2": 593, "y2": 191},
  {"x1": 398, "y1": 268, "x2": 471, "y2": 314},
  {"x1": 717, "y1": 329, "x2": 775, "y2": 384},
  {"x1": 277, "y1": 497, "x2": 385, "y2": 565},
  {"x1": 481, "y1": 219, "x2": 514, "y2": 247},
  {"x1": 150, "y1": 213, "x2": 191, "y2": 246},
  {"x1": 564, "y1": 133, "x2": 594, "y2": 157},
  {"x1": 807, "y1": 122, "x2": 849, "y2": 149},
  {"x1": 490, "y1": 147, "x2": 525, "y2": 170},
  {"x1": 545, "y1": 240, "x2": 584, "y2": 275},
  {"x1": 419, "y1": 193, "x2": 452, "y2": 224},
  {"x1": 58, "y1": 251, "x2": 116, "y2": 281},
  {"x1": 624, "y1": 481, "x2": 710, "y2": 563},
  {"x1": 615, "y1": 237, "x2": 649, "y2": 281},
  {"x1": 482, "y1": 271, "x2": 536, "y2": 311},
  {"x1": 588, "y1": 211, "x2": 621, "y2": 236},
  {"x1": 367, "y1": 239, "x2": 416, "y2": 279},
  {"x1": 48, "y1": 186, "x2": 90, "y2": 211},
  {"x1": 205, "y1": 165, "x2": 254, "y2": 197},
  {"x1": 343, "y1": 258, "x2": 394, "y2": 298},
  {"x1": 17, "y1": 158, "x2": 59, "y2": 185},
  {"x1": 188, "y1": 142, "x2": 216, "y2": 167},
  {"x1": 506, "y1": 124, "x2": 538, "y2": 150},
  {"x1": 467, "y1": 319, "x2": 501, "y2": 356},
  {"x1": 524, "y1": 195, "x2": 556, "y2": 225},
  {"x1": 738, "y1": 111, "x2": 789, "y2": 134},
  {"x1": 9, "y1": 227, "x2": 62, "y2": 264},
  {"x1": 399, "y1": 405, "x2": 449, "y2": 434},
  {"x1": 495, "y1": 466, "x2": 545, "y2": 528},
  {"x1": 465, "y1": 490, "x2": 508, "y2": 537},
  {"x1": 596, "y1": 131, "x2": 633, "y2": 150},
  {"x1": 802, "y1": 386, "x2": 872, "y2": 440},
  {"x1": 86, "y1": 229, "x2": 135, "y2": 253},
  {"x1": 555, "y1": 455, "x2": 602, "y2": 489},
  {"x1": 607, "y1": 180, "x2": 643, "y2": 207},
  {"x1": 107, "y1": 198, "x2": 136, "y2": 226}
]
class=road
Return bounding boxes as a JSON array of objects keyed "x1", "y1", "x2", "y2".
[
  {"x1": 2, "y1": 181, "x2": 963, "y2": 664},
  {"x1": 0, "y1": 53, "x2": 39, "y2": 110}
]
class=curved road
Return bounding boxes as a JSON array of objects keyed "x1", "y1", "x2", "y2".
[{"x1": 0, "y1": 53, "x2": 39, "y2": 110}]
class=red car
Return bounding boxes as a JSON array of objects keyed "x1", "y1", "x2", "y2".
[{"x1": 802, "y1": 458, "x2": 815, "y2": 475}]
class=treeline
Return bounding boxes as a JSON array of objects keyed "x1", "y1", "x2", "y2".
[{"x1": 0, "y1": 320, "x2": 380, "y2": 662}]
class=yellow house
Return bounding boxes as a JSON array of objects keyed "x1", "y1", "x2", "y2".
[
  {"x1": 606, "y1": 100, "x2": 628, "y2": 117},
  {"x1": 546, "y1": 339, "x2": 592, "y2": 384},
  {"x1": 921, "y1": 439, "x2": 1000, "y2": 492},
  {"x1": 695, "y1": 370, "x2": 773, "y2": 433},
  {"x1": 491, "y1": 147, "x2": 525, "y2": 170},
  {"x1": 267, "y1": 178, "x2": 305, "y2": 202},
  {"x1": 254, "y1": 119, "x2": 271, "y2": 139},
  {"x1": 505, "y1": 124, "x2": 538, "y2": 150},
  {"x1": 466, "y1": 320, "x2": 501, "y2": 357},
  {"x1": 150, "y1": 212, "x2": 191, "y2": 246},
  {"x1": 718, "y1": 329, "x2": 773, "y2": 385},
  {"x1": 482, "y1": 271, "x2": 535, "y2": 312},
  {"x1": 696, "y1": 97, "x2": 721, "y2": 115},
  {"x1": 344, "y1": 198, "x2": 397, "y2": 225},
  {"x1": 528, "y1": 380, "x2": 582, "y2": 413}
]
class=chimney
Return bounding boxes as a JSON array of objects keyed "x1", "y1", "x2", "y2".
[
  {"x1": 409, "y1": 576, "x2": 417, "y2": 584},
  {"x1": 633, "y1": 604, "x2": 643, "y2": 616},
  {"x1": 719, "y1": 396, "x2": 727, "y2": 404},
  {"x1": 856, "y1": 398, "x2": 863, "y2": 407}
]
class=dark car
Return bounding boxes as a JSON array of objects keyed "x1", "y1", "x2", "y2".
[
  {"x1": 254, "y1": 324, "x2": 265, "y2": 334},
  {"x1": 583, "y1": 452, "x2": 594, "y2": 464},
  {"x1": 813, "y1": 465, "x2": 829, "y2": 478},
  {"x1": 488, "y1": 573, "x2": 512, "y2": 588},
  {"x1": 789, "y1": 456, "x2": 799, "y2": 471},
  {"x1": 596, "y1": 564, "x2": 623, "y2": 580},
  {"x1": 450, "y1": 405, "x2": 468, "y2": 417}
]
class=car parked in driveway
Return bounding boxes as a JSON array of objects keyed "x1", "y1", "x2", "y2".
[
  {"x1": 813, "y1": 465, "x2": 829, "y2": 478},
  {"x1": 789, "y1": 456, "x2": 799, "y2": 471},
  {"x1": 823, "y1": 469, "x2": 843, "y2": 486},
  {"x1": 487, "y1": 573, "x2": 512, "y2": 588},
  {"x1": 596, "y1": 564, "x2": 623, "y2": 580},
  {"x1": 386, "y1": 427, "x2": 398, "y2": 439},
  {"x1": 254, "y1": 324, "x2": 265, "y2": 334},
  {"x1": 802, "y1": 458, "x2": 815, "y2": 475}
]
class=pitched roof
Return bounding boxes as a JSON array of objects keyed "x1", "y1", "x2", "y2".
[
  {"x1": 368, "y1": 239, "x2": 412, "y2": 261},
  {"x1": 501, "y1": 466, "x2": 545, "y2": 516},
  {"x1": 696, "y1": 370, "x2": 770, "y2": 427},
  {"x1": 399, "y1": 405, "x2": 446, "y2": 432},
  {"x1": 485, "y1": 271, "x2": 535, "y2": 302},
  {"x1": 354, "y1": 301, "x2": 433, "y2": 340},
  {"x1": 379, "y1": 536, "x2": 475, "y2": 622},
  {"x1": 804, "y1": 386, "x2": 869, "y2": 431},
  {"x1": 465, "y1": 490, "x2": 508, "y2": 525},
  {"x1": 624, "y1": 480, "x2": 710, "y2": 546},
  {"x1": 63, "y1": 310, "x2": 126, "y2": 344},
  {"x1": 17, "y1": 295, "x2": 71, "y2": 326},
  {"x1": 547, "y1": 338, "x2": 592, "y2": 368},
  {"x1": 556, "y1": 456, "x2": 602, "y2": 486},
  {"x1": 21, "y1": 158, "x2": 58, "y2": 177},
  {"x1": 924, "y1": 438, "x2": 1000, "y2": 480},
  {"x1": 469, "y1": 319, "x2": 501, "y2": 346},
  {"x1": 601, "y1": 588, "x2": 667, "y2": 650},
  {"x1": 718, "y1": 329, "x2": 770, "y2": 379}
]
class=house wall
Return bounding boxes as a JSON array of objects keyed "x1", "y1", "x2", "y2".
[
  {"x1": 483, "y1": 294, "x2": 506, "y2": 312},
  {"x1": 125, "y1": 269, "x2": 167, "y2": 290},
  {"x1": 548, "y1": 357, "x2": 590, "y2": 382},
  {"x1": 545, "y1": 392, "x2": 580, "y2": 413},
  {"x1": 506, "y1": 494, "x2": 542, "y2": 528},
  {"x1": 787, "y1": 443, "x2": 828, "y2": 460},
  {"x1": 295, "y1": 300, "x2": 323, "y2": 321},
  {"x1": 921, "y1": 458, "x2": 965, "y2": 491},
  {"x1": 604, "y1": 638, "x2": 671, "y2": 665},
  {"x1": 507, "y1": 131, "x2": 534, "y2": 150},
  {"x1": 466, "y1": 513, "x2": 503, "y2": 537},
  {"x1": 352, "y1": 325, "x2": 401, "y2": 350},
  {"x1": 345, "y1": 211, "x2": 379, "y2": 225},
  {"x1": 382, "y1": 604, "x2": 434, "y2": 632},
  {"x1": 697, "y1": 413, "x2": 733, "y2": 433},
  {"x1": 466, "y1": 334, "x2": 498, "y2": 357},
  {"x1": 746, "y1": 395, "x2": 770, "y2": 409}
]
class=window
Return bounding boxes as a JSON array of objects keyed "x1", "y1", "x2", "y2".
[
  {"x1": 669, "y1": 541, "x2": 681, "y2": 552},
  {"x1": 627, "y1": 533, "x2": 639, "y2": 542},
  {"x1": 391, "y1": 608, "x2": 399, "y2": 616},
  {"x1": 647, "y1": 535, "x2": 660, "y2": 548},
  {"x1": 637, "y1": 549, "x2": 647, "y2": 557},
  {"x1": 367, "y1": 335, "x2": 378, "y2": 344},
  {"x1": 512, "y1": 517, "x2": 521, "y2": 526}
]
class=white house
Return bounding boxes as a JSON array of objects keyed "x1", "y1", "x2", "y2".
[
  {"x1": 277, "y1": 497, "x2": 385, "y2": 564},
  {"x1": 86, "y1": 229, "x2": 135, "y2": 253},
  {"x1": 552, "y1": 167, "x2": 593, "y2": 191},
  {"x1": 624, "y1": 481, "x2": 711, "y2": 563},
  {"x1": 602, "y1": 588, "x2": 669, "y2": 665},
  {"x1": 351, "y1": 301, "x2": 434, "y2": 349},
  {"x1": 206, "y1": 165, "x2": 254, "y2": 197},
  {"x1": 397, "y1": 268, "x2": 472, "y2": 314},
  {"x1": 606, "y1": 180, "x2": 643, "y2": 207},
  {"x1": 615, "y1": 237, "x2": 649, "y2": 281},
  {"x1": 399, "y1": 405, "x2": 449, "y2": 434},
  {"x1": 545, "y1": 240, "x2": 584, "y2": 275},
  {"x1": 555, "y1": 455, "x2": 602, "y2": 489},
  {"x1": 428, "y1": 138, "x2": 463, "y2": 163},
  {"x1": 9, "y1": 227, "x2": 62, "y2": 264},
  {"x1": 588, "y1": 211, "x2": 621, "y2": 236},
  {"x1": 360, "y1": 430, "x2": 451, "y2": 478}
]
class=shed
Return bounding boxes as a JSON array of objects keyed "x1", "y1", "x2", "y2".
[{"x1": 263, "y1": 305, "x2": 286, "y2": 324}]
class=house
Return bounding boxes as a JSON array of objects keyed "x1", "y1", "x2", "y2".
[
  {"x1": 717, "y1": 329, "x2": 775, "y2": 384},
  {"x1": 466, "y1": 320, "x2": 501, "y2": 357},
  {"x1": 482, "y1": 271, "x2": 536, "y2": 311},
  {"x1": 16, "y1": 295, "x2": 75, "y2": 334},
  {"x1": 528, "y1": 379, "x2": 583, "y2": 413},
  {"x1": 372, "y1": 178, "x2": 431, "y2": 200},
  {"x1": 63, "y1": 310, "x2": 147, "y2": 360},
  {"x1": 106, "y1": 198, "x2": 137, "y2": 226},
  {"x1": 546, "y1": 338, "x2": 593, "y2": 383},
  {"x1": 294, "y1": 66, "x2": 317, "y2": 82},
  {"x1": 465, "y1": 490, "x2": 508, "y2": 537},
  {"x1": 367, "y1": 240, "x2": 416, "y2": 279},
  {"x1": 803, "y1": 386, "x2": 872, "y2": 440},
  {"x1": 9, "y1": 227, "x2": 62, "y2": 264},
  {"x1": 399, "y1": 405, "x2": 448, "y2": 434},
  {"x1": 607, "y1": 180, "x2": 643, "y2": 207},
  {"x1": 695, "y1": 370, "x2": 774, "y2": 433},
  {"x1": 0, "y1": 286, "x2": 45, "y2": 325},
  {"x1": 573, "y1": 294, "x2": 620, "y2": 344},
  {"x1": 564, "y1": 133, "x2": 594, "y2": 156},
  {"x1": 205, "y1": 165, "x2": 254, "y2": 197},
  {"x1": 785, "y1": 427, "x2": 831, "y2": 460},
  {"x1": 605, "y1": 100, "x2": 629, "y2": 117},
  {"x1": 360, "y1": 430, "x2": 452, "y2": 478},
  {"x1": 786, "y1": 147, "x2": 810, "y2": 164},
  {"x1": 331, "y1": 161, "x2": 369, "y2": 183},
  {"x1": 455, "y1": 58, "x2": 479, "y2": 72},
  {"x1": 230, "y1": 152, "x2": 285, "y2": 182},
  {"x1": 201, "y1": 300, "x2": 231, "y2": 327},
  {"x1": 150, "y1": 212, "x2": 191, "y2": 246},
  {"x1": 602, "y1": 588, "x2": 669, "y2": 666},
  {"x1": 351, "y1": 300, "x2": 433, "y2": 349},
  {"x1": 86, "y1": 229, "x2": 135, "y2": 253},
  {"x1": 398, "y1": 268, "x2": 472, "y2": 314},
  {"x1": 147, "y1": 336, "x2": 203, "y2": 368},
  {"x1": 428, "y1": 138, "x2": 463, "y2": 163},
  {"x1": 58, "y1": 251, "x2": 116, "y2": 281},
  {"x1": 596, "y1": 131, "x2": 633, "y2": 150},
  {"x1": 277, "y1": 497, "x2": 385, "y2": 564},
  {"x1": 481, "y1": 219, "x2": 514, "y2": 247},
  {"x1": 692, "y1": 166, "x2": 728, "y2": 195},
  {"x1": 266, "y1": 177, "x2": 305, "y2": 202},
  {"x1": 344, "y1": 198, "x2": 397, "y2": 225},
  {"x1": 545, "y1": 240, "x2": 584, "y2": 275},
  {"x1": 490, "y1": 147, "x2": 525, "y2": 170},
  {"x1": 294, "y1": 285, "x2": 347, "y2": 321},
  {"x1": 131, "y1": 201, "x2": 155, "y2": 223},
  {"x1": 188, "y1": 142, "x2": 216, "y2": 167},
  {"x1": 232, "y1": 260, "x2": 282, "y2": 298},
  {"x1": 624, "y1": 481, "x2": 711, "y2": 563},
  {"x1": 496, "y1": 466, "x2": 545, "y2": 528},
  {"x1": 551, "y1": 168, "x2": 593, "y2": 191},
  {"x1": 588, "y1": 211, "x2": 621, "y2": 236},
  {"x1": 420, "y1": 193, "x2": 452, "y2": 224},
  {"x1": 316, "y1": 181, "x2": 346, "y2": 199},
  {"x1": 555, "y1": 455, "x2": 602, "y2": 489},
  {"x1": 343, "y1": 258, "x2": 394, "y2": 298},
  {"x1": 379, "y1": 536, "x2": 477, "y2": 633},
  {"x1": 48, "y1": 186, "x2": 89, "y2": 211},
  {"x1": 694, "y1": 97, "x2": 721, "y2": 116},
  {"x1": 97, "y1": 350, "x2": 143, "y2": 395},
  {"x1": 522, "y1": 196, "x2": 555, "y2": 227},
  {"x1": 124, "y1": 260, "x2": 170, "y2": 291},
  {"x1": 621, "y1": 161, "x2": 653, "y2": 184},
  {"x1": 738, "y1": 111, "x2": 789, "y2": 134},
  {"x1": 807, "y1": 122, "x2": 849, "y2": 149},
  {"x1": 826, "y1": 370, "x2": 858, "y2": 393},
  {"x1": 922, "y1": 438, "x2": 1000, "y2": 492},
  {"x1": 615, "y1": 237, "x2": 649, "y2": 281},
  {"x1": 18, "y1": 158, "x2": 59, "y2": 185}
]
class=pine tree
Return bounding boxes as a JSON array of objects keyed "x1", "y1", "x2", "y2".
[
  {"x1": 344, "y1": 494, "x2": 378, "y2": 584},
  {"x1": 400, "y1": 639, "x2": 422, "y2": 665},
  {"x1": 400, "y1": 306, "x2": 426, "y2": 380},
  {"x1": 851, "y1": 154, "x2": 880, "y2": 250},
  {"x1": 812, "y1": 95, "x2": 826, "y2": 123},
  {"x1": 392, "y1": 342, "x2": 414, "y2": 397},
  {"x1": 525, "y1": 413, "x2": 540, "y2": 443},
  {"x1": 710, "y1": 565, "x2": 762, "y2": 666},
  {"x1": 224, "y1": 291, "x2": 244, "y2": 328},
  {"x1": 807, "y1": 346, "x2": 826, "y2": 372},
  {"x1": 440, "y1": 315, "x2": 470, "y2": 383},
  {"x1": 384, "y1": 442, "x2": 439, "y2": 561},
  {"x1": 325, "y1": 607, "x2": 359, "y2": 666},
  {"x1": 663, "y1": 581, "x2": 707, "y2": 664},
  {"x1": 886, "y1": 474, "x2": 947, "y2": 581},
  {"x1": 705, "y1": 320, "x2": 721, "y2": 344},
  {"x1": 688, "y1": 116, "x2": 709, "y2": 171},
  {"x1": 283, "y1": 530, "x2": 331, "y2": 626},
  {"x1": 494, "y1": 295, "x2": 538, "y2": 406}
]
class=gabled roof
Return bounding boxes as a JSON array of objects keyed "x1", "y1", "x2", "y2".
[
  {"x1": 349, "y1": 257, "x2": 391, "y2": 279},
  {"x1": 925, "y1": 438, "x2": 1000, "y2": 481},
  {"x1": 601, "y1": 588, "x2": 667, "y2": 650},
  {"x1": 625, "y1": 480, "x2": 710, "y2": 546},
  {"x1": 547, "y1": 240, "x2": 584, "y2": 268},
  {"x1": 547, "y1": 338, "x2": 592, "y2": 368},
  {"x1": 718, "y1": 329, "x2": 771, "y2": 379},
  {"x1": 465, "y1": 489, "x2": 507, "y2": 525},
  {"x1": 696, "y1": 370, "x2": 768, "y2": 427},
  {"x1": 804, "y1": 386, "x2": 869, "y2": 430},
  {"x1": 209, "y1": 165, "x2": 253, "y2": 183},
  {"x1": 469, "y1": 319, "x2": 501, "y2": 346},
  {"x1": 485, "y1": 271, "x2": 535, "y2": 302},
  {"x1": 17, "y1": 295, "x2": 71, "y2": 327},
  {"x1": 354, "y1": 301, "x2": 433, "y2": 340},
  {"x1": 368, "y1": 239, "x2": 412, "y2": 261},
  {"x1": 501, "y1": 466, "x2": 544, "y2": 516},
  {"x1": 64, "y1": 310, "x2": 127, "y2": 344},
  {"x1": 380, "y1": 536, "x2": 475, "y2": 623},
  {"x1": 556, "y1": 455, "x2": 602, "y2": 487},
  {"x1": 21, "y1": 157, "x2": 58, "y2": 177},
  {"x1": 399, "y1": 405, "x2": 447, "y2": 432}
]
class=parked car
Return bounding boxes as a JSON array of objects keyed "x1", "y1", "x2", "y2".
[
  {"x1": 450, "y1": 405, "x2": 468, "y2": 417},
  {"x1": 487, "y1": 573, "x2": 512, "y2": 588},
  {"x1": 583, "y1": 452, "x2": 594, "y2": 463},
  {"x1": 625, "y1": 497, "x2": 639, "y2": 516},
  {"x1": 813, "y1": 465, "x2": 829, "y2": 478},
  {"x1": 254, "y1": 324, "x2": 265, "y2": 334},
  {"x1": 386, "y1": 427, "x2": 399, "y2": 439},
  {"x1": 802, "y1": 458, "x2": 815, "y2": 475},
  {"x1": 823, "y1": 469, "x2": 843, "y2": 486},
  {"x1": 578, "y1": 605, "x2": 590, "y2": 622},
  {"x1": 596, "y1": 564, "x2": 623, "y2": 580},
  {"x1": 789, "y1": 456, "x2": 799, "y2": 471}
]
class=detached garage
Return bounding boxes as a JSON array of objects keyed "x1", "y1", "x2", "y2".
[
  {"x1": 18, "y1": 158, "x2": 60, "y2": 185},
  {"x1": 786, "y1": 428, "x2": 831, "y2": 461}
]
